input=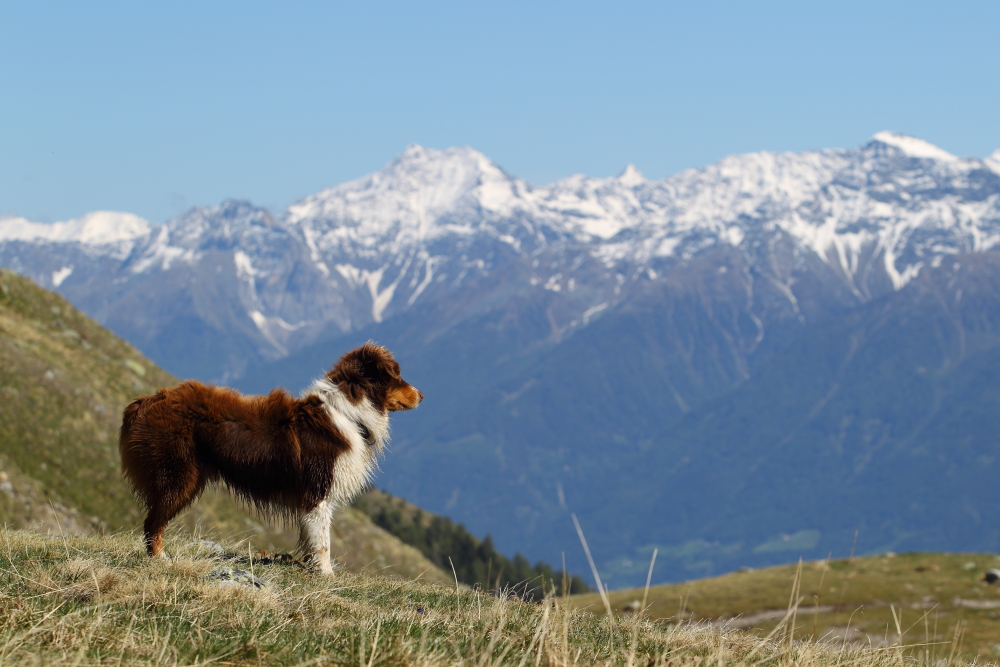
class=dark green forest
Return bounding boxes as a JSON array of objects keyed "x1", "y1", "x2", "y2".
[{"x1": 354, "y1": 490, "x2": 589, "y2": 599}]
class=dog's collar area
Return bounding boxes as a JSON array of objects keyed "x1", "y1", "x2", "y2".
[{"x1": 356, "y1": 422, "x2": 374, "y2": 446}]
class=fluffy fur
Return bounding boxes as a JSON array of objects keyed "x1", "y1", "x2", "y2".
[{"x1": 118, "y1": 342, "x2": 422, "y2": 573}]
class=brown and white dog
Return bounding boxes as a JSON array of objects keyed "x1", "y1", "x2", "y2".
[{"x1": 119, "y1": 342, "x2": 422, "y2": 573}]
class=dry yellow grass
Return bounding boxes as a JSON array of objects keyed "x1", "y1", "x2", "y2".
[
  {"x1": 0, "y1": 528, "x2": 980, "y2": 666},
  {"x1": 569, "y1": 553, "x2": 1000, "y2": 664}
]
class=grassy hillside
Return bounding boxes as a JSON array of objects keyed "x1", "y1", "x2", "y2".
[
  {"x1": 0, "y1": 268, "x2": 449, "y2": 583},
  {"x1": 0, "y1": 269, "x2": 175, "y2": 528},
  {"x1": 0, "y1": 528, "x2": 931, "y2": 666},
  {"x1": 569, "y1": 552, "x2": 1000, "y2": 661}
]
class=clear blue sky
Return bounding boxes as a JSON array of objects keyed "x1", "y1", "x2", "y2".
[{"x1": 3, "y1": 0, "x2": 998, "y2": 223}]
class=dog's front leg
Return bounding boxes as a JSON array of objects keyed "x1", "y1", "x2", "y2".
[{"x1": 298, "y1": 500, "x2": 334, "y2": 574}]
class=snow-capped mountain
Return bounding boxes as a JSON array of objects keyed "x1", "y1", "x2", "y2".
[
  {"x1": 283, "y1": 132, "x2": 1000, "y2": 318},
  {"x1": 3, "y1": 132, "x2": 997, "y2": 381}
]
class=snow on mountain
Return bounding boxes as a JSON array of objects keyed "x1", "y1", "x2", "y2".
[
  {"x1": 286, "y1": 132, "x2": 999, "y2": 302},
  {"x1": 126, "y1": 201, "x2": 278, "y2": 274},
  {"x1": 283, "y1": 145, "x2": 552, "y2": 323},
  {"x1": 286, "y1": 145, "x2": 538, "y2": 253},
  {"x1": 0, "y1": 211, "x2": 149, "y2": 252},
  {"x1": 870, "y1": 131, "x2": 958, "y2": 161},
  {"x1": 581, "y1": 133, "x2": 1000, "y2": 296},
  {"x1": 0, "y1": 211, "x2": 152, "y2": 296},
  {"x1": 537, "y1": 167, "x2": 656, "y2": 241}
]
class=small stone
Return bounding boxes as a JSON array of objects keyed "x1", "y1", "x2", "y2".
[
  {"x1": 199, "y1": 539, "x2": 227, "y2": 555},
  {"x1": 962, "y1": 561, "x2": 977, "y2": 571},
  {"x1": 205, "y1": 567, "x2": 266, "y2": 589},
  {"x1": 123, "y1": 359, "x2": 146, "y2": 377}
]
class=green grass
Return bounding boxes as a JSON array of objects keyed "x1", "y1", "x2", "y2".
[
  {"x1": 569, "y1": 552, "x2": 1000, "y2": 662},
  {"x1": 0, "y1": 528, "x2": 951, "y2": 666}
]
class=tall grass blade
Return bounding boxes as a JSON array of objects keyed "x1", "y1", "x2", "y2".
[
  {"x1": 641, "y1": 548, "x2": 658, "y2": 613},
  {"x1": 571, "y1": 513, "x2": 612, "y2": 619}
]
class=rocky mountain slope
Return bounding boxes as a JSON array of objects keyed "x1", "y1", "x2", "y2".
[{"x1": 3, "y1": 133, "x2": 1000, "y2": 586}]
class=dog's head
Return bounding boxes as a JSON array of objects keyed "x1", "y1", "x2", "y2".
[{"x1": 327, "y1": 342, "x2": 423, "y2": 412}]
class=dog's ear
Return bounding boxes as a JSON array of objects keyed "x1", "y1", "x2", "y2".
[
  {"x1": 328, "y1": 342, "x2": 397, "y2": 403},
  {"x1": 354, "y1": 341, "x2": 399, "y2": 380},
  {"x1": 329, "y1": 355, "x2": 368, "y2": 402},
  {"x1": 328, "y1": 347, "x2": 372, "y2": 403}
]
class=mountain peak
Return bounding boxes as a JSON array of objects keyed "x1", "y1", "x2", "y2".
[
  {"x1": 984, "y1": 148, "x2": 1000, "y2": 174},
  {"x1": 616, "y1": 164, "x2": 646, "y2": 187},
  {"x1": 285, "y1": 144, "x2": 519, "y2": 237},
  {"x1": 870, "y1": 131, "x2": 956, "y2": 161},
  {"x1": 391, "y1": 144, "x2": 495, "y2": 171}
]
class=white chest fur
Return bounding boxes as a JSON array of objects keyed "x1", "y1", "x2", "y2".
[
  {"x1": 302, "y1": 378, "x2": 389, "y2": 508},
  {"x1": 297, "y1": 379, "x2": 390, "y2": 573}
]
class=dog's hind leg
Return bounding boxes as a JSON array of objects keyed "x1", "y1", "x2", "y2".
[
  {"x1": 143, "y1": 478, "x2": 205, "y2": 558},
  {"x1": 144, "y1": 510, "x2": 171, "y2": 558},
  {"x1": 297, "y1": 500, "x2": 334, "y2": 574}
]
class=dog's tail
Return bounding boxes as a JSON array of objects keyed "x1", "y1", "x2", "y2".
[{"x1": 118, "y1": 392, "x2": 165, "y2": 501}]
